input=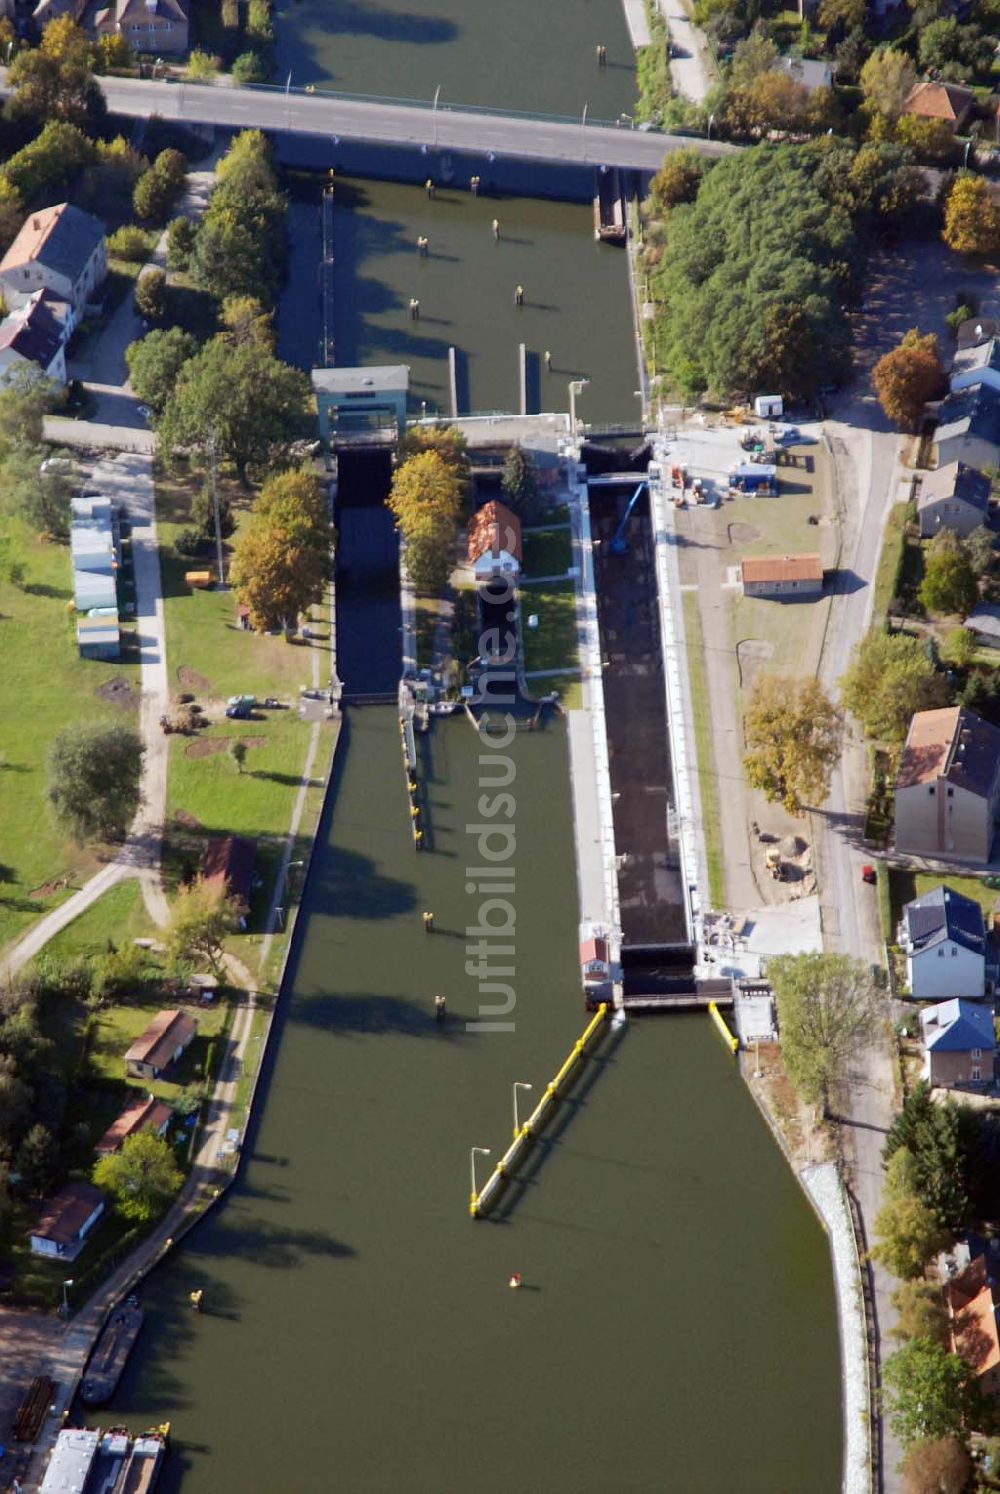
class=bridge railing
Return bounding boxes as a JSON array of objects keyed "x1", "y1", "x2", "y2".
[{"x1": 171, "y1": 75, "x2": 709, "y2": 143}]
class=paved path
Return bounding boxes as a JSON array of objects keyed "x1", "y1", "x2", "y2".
[
  {"x1": 660, "y1": 0, "x2": 715, "y2": 102},
  {"x1": 17, "y1": 74, "x2": 738, "y2": 171}
]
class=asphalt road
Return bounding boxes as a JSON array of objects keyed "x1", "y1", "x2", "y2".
[{"x1": 36, "y1": 74, "x2": 737, "y2": 171}]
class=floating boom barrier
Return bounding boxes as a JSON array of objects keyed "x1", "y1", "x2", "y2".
[
  {"x1": 470, "y1": 1003, "x2": 610, "y2": 1220},
  {"x1": 708, "y1": 999, "x2": 738, "y2": 1056},
  {"x1": 399, "y1": 711, "x2": 422, "y2": 849}
]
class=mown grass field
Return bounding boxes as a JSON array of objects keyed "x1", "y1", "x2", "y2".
[
  {"x1": 0, "y1": 517, "x2": 141, "y2": 953},
  {"x1": 521, "y1": 579, "x2": 578, "y2": 674}
]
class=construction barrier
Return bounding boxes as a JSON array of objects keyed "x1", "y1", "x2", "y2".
[
  {"x1": 708, "y1": 999, "x2": 738, "y2": 1056},
  {"x1": 470, "y1": 1004, "x2": 610, "y2": 1219}
]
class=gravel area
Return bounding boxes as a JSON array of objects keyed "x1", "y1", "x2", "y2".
[{"x1": 802, "y1": 1161, "x2": 872, "y2": 1494}]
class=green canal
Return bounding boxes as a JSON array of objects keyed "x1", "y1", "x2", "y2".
[
  {"x1": 107, "y1": 706, "x2": 841, "y2": 1491},
  {"x1": 279, "y1": 182, "x2": 643, "y2": 423},
  {"x1": 272, "y1": 0, "x2": 636, "y2": 116}
]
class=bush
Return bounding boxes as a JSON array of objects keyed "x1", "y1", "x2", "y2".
[
  {"x1": 186, "y1": 49, "x2": 220, "y2": 81},
  {"x1": 134, "y1": 266, "x2": 167, "y2": 323},
  {"x1": 175, "y1": 527, "x2": 207, "y2": 558},
  {"x1": 231, "y1": 51, "x2": 266, "y2": 84},
  {"x1": 166, "y1": 214, "x2": 196, "y2": 271},
  {"x1": 107, "y1": 223, "x2": 152, "y2": 263}
]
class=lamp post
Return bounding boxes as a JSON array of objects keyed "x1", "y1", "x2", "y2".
[
  {"x1": 61, "y1": 1279, "x2": 74, "y2": 1319},
  {"x1": 432, "y1": 84, "x2": 441, "y2": 147},
  {"x1": 706, "y1": 112, "x2": 715, "y2": 141},
  {"x1": 470, "y1": 1145, "x2": 491, "y2": 1200},
  {"x1": 512, "y1": 1081, "x2": 533, "y2": 1137},
  {"x1": 568, "y1": 378, "x2": 590, "y2": 438}
]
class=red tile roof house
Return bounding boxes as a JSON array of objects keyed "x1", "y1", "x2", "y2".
[
  {"x1": 947, "y1": 1254, "x2": 1000, "y2": 1396},
  {"x1": 895, "y1": 706, "x2": 1000, "y2": 865},
  {"x1": 903, "y1": 80, "x2": 975, "y2": 134},
  {"x1": 467, "y1": 500, "x2": 523, "y2": 582},
  {"x1": 739, "y1": 553, "x2": 824, "y2": 599},
  {"x1": 29, "y1": 1181, "x2": 105, "y2": 1260},
  {"x1": 202, "y1": 834, "x2": 258, "y2": 929},
  {"x1": 124, "y1": 1009, "x2": 197, "y2": 1081},
  {"x1": 94, "y1": 1094, "x2": 173, "y2": 1157}
]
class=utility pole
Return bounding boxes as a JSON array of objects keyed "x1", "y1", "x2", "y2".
[{"x1": 209, "y1": 431, "x2": 225, "y2": 587}]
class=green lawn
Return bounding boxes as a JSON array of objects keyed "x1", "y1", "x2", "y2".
[
  {"x1": 683, "y1": 593, "x2": 725, "y2": 909},
  {"x1": 91, "y1": 993, "x2": 228, "y2": 1101},
  {"x1": 42, "y1": 879, "x2": 154, "y2": 963},
  {"x1": 522, "y1": 526, "x2": 572, "y2": 577},
  {"x1": 521, "y1": 581, "x2": 579, "y2": 674},
  {"x1": 872, "y1": 503, "x2": 910, "y2": 623},
  {"x1": 0, "y1": 517, "x2": 141, "y2": 953},
  {"x1": 414, "y1": 594, "x2": 439, "y2": 670}
]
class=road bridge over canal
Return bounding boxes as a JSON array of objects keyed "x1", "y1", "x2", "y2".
[{"x1": 23, "y1": 74, "x2": 737, "y2": 172}]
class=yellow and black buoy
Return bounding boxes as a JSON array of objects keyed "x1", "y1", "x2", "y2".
[
  {"x1": 423, "y1": 910, "x2": 434, "y2": 933},
  {"x1": 189, "y1": 1289, "x2": 204, "y2": 1313}
]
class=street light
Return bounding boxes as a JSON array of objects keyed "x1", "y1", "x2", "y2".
[
  {"x1": 512, "y1": 1081, "x2": 532, "y2": 1137},
  {"x1": 568, "y1": 378, "x2": 590, "y2": 438},
  {"x1": 432, "y1": 84, "x2": 441, "y2": 147},
  {"x1": 470, "y1": 1145, "x2": 491, "y2": 1200},
  {"x1": 61, "y1": 1279, "x2": 74, "y2": 1318},
  {"x1": 706, "y1": 112, "x2": 715, "y2": 141}
]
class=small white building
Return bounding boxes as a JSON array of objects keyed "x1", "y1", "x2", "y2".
[
  {"x1": 899, "y1": 884, "x2": 987, "y2": 1000},
  {"x1": 467, "y1": 500, "x2": 523, "y2": 582},
  {"x1": 29, "y1": 1182, "x2": 105, "y2": 1260}
]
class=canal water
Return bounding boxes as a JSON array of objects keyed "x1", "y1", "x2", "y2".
[
  {"x1": 103, "y1": 453, "x2": 842, "y2": 1490},
  {"x1": 278, "y1": 183, "x2": 642, "y2": 423},
  {"x1": 272, "y1": 0, "x2": 636, "y2": 117}
]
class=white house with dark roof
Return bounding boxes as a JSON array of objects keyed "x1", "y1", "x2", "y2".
[
  {"x1": 917, "y1": 463, "x2": 991, "y2": 539},
  {"x1": 0, "y1": 203, "x2": 106, "y2": 322},
  {"x1": 899, "y1": 885, "x2": 987, "y2": 1000},
  {"x1": 934, "y1": 384, "x2": 1000, "y2": 474},
  {"x1": 921, "y1": 999, "x2": 996, "y2": 1088},
  {"x1": 965, "y1": 605, "x2": 1000, "y2": 650},
  {"x1": 0, "y1": 288, "x2": 72, "y2": 384},
  {"x1": 895, "y1": 706, "x2": 1000, "y2": 864}
]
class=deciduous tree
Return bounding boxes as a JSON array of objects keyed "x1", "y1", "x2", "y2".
[
  {"x1": 883, "y1": 1339, "x2": 980, "y2": 1447},
  {"x1": 873, "y1": 329, "x2": 943, "y2": 430},
  {"x1": 943, "y1": 173, "x2": 1000, "y2": 256},
  {"x1": 767, "y1": 951, "x2": 879, "y2": 1111},
  {"x1": 743, "y1": 675, "x2": 842, "y2": 813},
  {"x1": 883, "y1": 1083, "x2": 970, "y2": 1234},
  {"x1": 901, "y1": 1437, "x2": 972, "y2": 1494},
  {"x1": 388, "y1": 450, "x2": 464, "y2": 593},
  {"x1": 919, "y1": 529, "x2": 979, "y2": 618},
  {"x1": 93, "y1": 1130, "x2": 183, "y2": 1222},
  {"x1": 46, "y1": 722, "x2": 143, "y2": 843},
  {"x1": 860, "y1": 48, "x2": 917, "y2": 121},
  {"x1": 125, "y1": 327, "x2": 197, "y2": 416},
  {"x1": 939, "y1": 625, "x2": 976, "y2": 669},
  {"x1": 219, "y1": 295, "x2": 275, "y2": 351},
  {"x1": 839, "y1": 628, "x2": 950, "y2": 740},
  {"x1": 166, "y1": 877, "x2": 239, "y2": 975},
  {"x1": 646, "y1": 150, "x2": 704, "y2": 216},
  {"x1": 0, "y1": 446, "x2": 74, "y2": 538},
  {"x1": 891, "y1": 1280, "x2": 950, "y2": 1347},
  {"x1": 134, "y1": 266, "x2": 167, "y2": 324},
  {"x1": 873, "y1": 1151, "x2": 949, "y2": 1277},
  {"x1": 15, "y1": 1122, "x2": 57, "y2": 1197},
  {"x1": 229, "y1": 467, "x2": 330, "y2": 630},
  {"x1": 158, "y1": 338, "x2": 311, "y2": 482}
]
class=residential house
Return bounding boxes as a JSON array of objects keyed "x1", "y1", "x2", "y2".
[
  {"x1": 0, "y1": 289, "x2": 72, "y2": 384},
  {"x1": 917, "y1": 462, "x2": 991, "y2": 539},
  {"x1": 958, "y1": 319, "x2": 999, "y2": 353},
  {"x1": 947, "y1": 1254, "x2": 1000, "y2": 1395},
  {"x1": 94, "y1": 1094, "x2": 172, "y2": 1157},
  {"x1": 933, "y1": 384, "x2": 1000, "y2": 472},
  {"x1": 28, "y1": 1182, "x2": 105, "y2": 1260},
  {"x1": 951, "y1": 336, "x2": 1000, "y2": 397},
  {"x1": 202, "y1": 835, "x2": 257, "y2": 927},
  {"x1": 739, "y1": 553, "x2": 824, "y2": 599},
  {"x1": 965, "y1": 604, "x2": 1000, "y2": 649},
  {"x1": 921, "y1": 998, "x2": 996, "y2": 1087},
  {"x1": 467, "y1": 500, "x2": 523, "y2": 582},
  {"x1": 903, "y1": 79, "x2": 975, "y2": 134},
  {"x1": 0, "y1": 203, "x2": 106, "y2": 323},
  {"x1": 894, "y1": 706, "x2": 1000, "y2": 864},
  {"x1": 95, "y1": 0, "x2": 190, "y2": 57},
  {"x1": 899, "y1": 885, "x2": 987, "y2": 999},
  {"x1": 124, "y1": 1009, "x2": 197, "y2": 1081}
]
